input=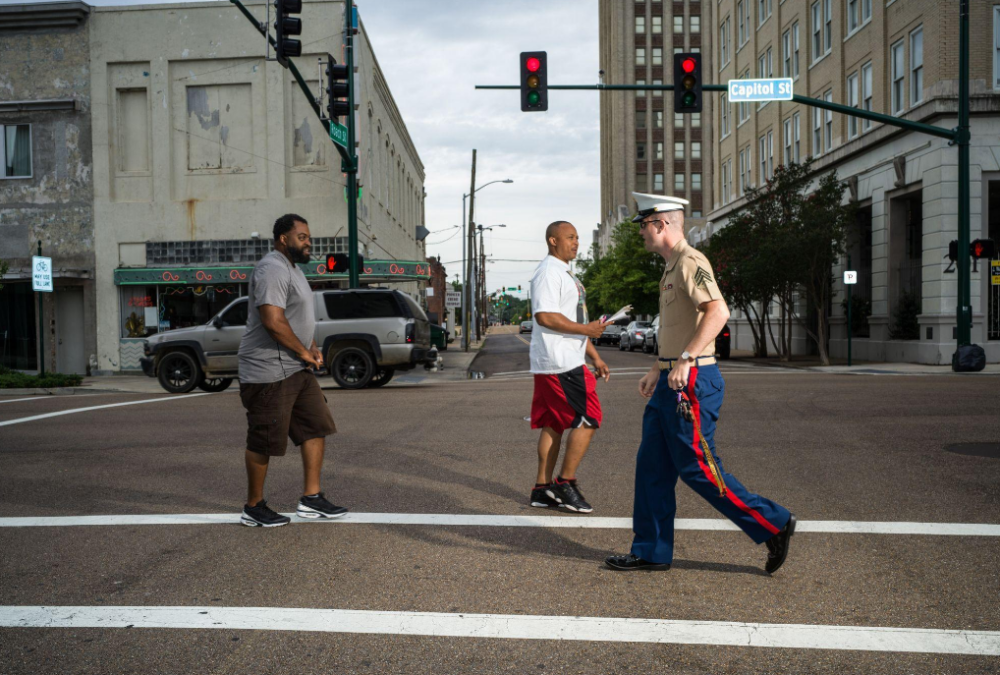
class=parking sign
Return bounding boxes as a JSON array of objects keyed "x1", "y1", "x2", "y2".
[{"x1": 844, "y1": 271, "x2": 858, "y2": 285}]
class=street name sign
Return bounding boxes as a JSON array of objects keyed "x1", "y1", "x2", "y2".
[
  {"x1": 507, "y1": 287, "x2": 518, "y2": 291},
  {"x1": 445, "y1": 291, "x2": 461, "y2": 308},
  {"x1": 728, "y1": 78, "x2": 794, "y2": 103},
  {"x1": 32, "y1": 256, "x2": 53, "y2": 292},
  {"x1": 844, "y1": 271, "x2": 858, "y2": 285},
  {"x1": 330, "y1": 122, "x2": 349, "y2": 149}
]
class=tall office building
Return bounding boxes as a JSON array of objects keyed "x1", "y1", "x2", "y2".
[
  {"x1": 707, "y1": 0, "x2": 1000, "y2": 364},
  {"x1": 598, "y1": 0, "x2": 714, "y2": 254}
]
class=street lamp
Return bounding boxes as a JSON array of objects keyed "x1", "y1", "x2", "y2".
[
  {"x1": 476, "y1": 224, "x2": 506, "y2": 333},
  {"x1": 462, "y1": 178, "x2": 513, "y2": 351}
]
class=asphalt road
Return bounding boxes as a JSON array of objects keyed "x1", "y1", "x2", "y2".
[{"x1": 1, "y1": 333, "x2": 999, "y2": 674}]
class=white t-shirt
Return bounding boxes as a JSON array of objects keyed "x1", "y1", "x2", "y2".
[{"x1": 529, "y1": 255, "x2": 589, "y2": 374}]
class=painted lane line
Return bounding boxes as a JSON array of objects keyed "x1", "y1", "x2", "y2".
[
  {"x1": 1, "y1": 606, "x2": 997, "y2": 655},
  {"x1": 0, "y1": 393, "x2": 213, "y2": 428},
  {"x1": 2, "y1": 512, "x2": 999, "y2": 536}
]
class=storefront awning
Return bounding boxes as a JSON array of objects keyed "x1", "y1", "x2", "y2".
[{"x1": 113, "y1": 260, "x2": 431, "y2": 285}]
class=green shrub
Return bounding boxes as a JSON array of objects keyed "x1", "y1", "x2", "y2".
[
  {"x1": 889, "y1": 291, "x2": 921, "y2": 341},
  {"x1": 0, "y1": 371, "x2": 83, "y2": 389}
]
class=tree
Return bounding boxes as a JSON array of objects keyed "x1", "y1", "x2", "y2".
[
  {"x1": 577, "y1": 221, "x2": 663, "y2": 318},
  {"x1": 0, "y1": 260, "x2": 8, "y2": 292}
]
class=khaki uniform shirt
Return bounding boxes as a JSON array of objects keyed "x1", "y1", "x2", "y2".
[{"x1": 657, "y1": 238, "x2": 725, "y2": 359}]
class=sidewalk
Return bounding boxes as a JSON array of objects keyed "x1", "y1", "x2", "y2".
[{"x1": 727, "y1": 351, "x2": 1000, "y2": 376}]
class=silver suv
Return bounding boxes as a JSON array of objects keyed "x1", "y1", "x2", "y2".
[{"x1": 141, "y1": 289, "x2": 434, "y2": 393}]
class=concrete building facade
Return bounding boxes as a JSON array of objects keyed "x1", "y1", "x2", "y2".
[
  {"x1": 597, "y1": 0, "x2": 714, "y2": 254},
  {"x1": 705, "y1": 0, "x2": 1000, "y2": 364},
  {"x1": 0, "y1": 2, "x2": 96, "y2": 375}
]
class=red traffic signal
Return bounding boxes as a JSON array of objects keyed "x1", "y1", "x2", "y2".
[
  {"x1": 673, "y1": 52, "x2": 702, "y2": 114},
  {"x1": 681, "y1": 57, "x2": 696, "y2": 74},
  {"x1": 325, "y1": 253, "x2": 360, "y2": 272},
  {"x1": 971, "y1": 238, "x2": 996, "y2": 259}
]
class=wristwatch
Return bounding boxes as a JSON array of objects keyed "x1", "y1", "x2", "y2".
[{"x1": 680, "y1": 350, "x2": 694, "y2": 362}]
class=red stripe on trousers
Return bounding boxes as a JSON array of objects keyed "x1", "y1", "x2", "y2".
[{"x1": 686, "y1": 366, "x2": 781, "y2": 536}]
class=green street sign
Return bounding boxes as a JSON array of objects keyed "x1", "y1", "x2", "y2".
[
  {"x1": 330, "y1": 122, "x2": 349, "y2": 149},
  {"x1": 507, "y1": 287, "x2": 518, "y2": 291}
]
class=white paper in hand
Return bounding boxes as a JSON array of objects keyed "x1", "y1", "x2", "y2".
[{"x1": 601, "y1": 305, "x2": 633, "y2": 323}]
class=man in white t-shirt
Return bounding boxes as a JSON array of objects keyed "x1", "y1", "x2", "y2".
[{"x1": 528, "y1": 221, "x2": 611, "y2": 513}]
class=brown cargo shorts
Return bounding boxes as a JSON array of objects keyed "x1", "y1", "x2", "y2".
[{"x1": 239, "y1": 369, "x2": 337, "y2": 456}]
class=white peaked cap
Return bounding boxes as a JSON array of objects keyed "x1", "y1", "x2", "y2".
[{"x1": 631, "y1": 191, "x2": 690, "y2": 222}]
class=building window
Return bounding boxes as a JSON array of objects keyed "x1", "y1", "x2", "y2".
[
  {"x1": 636, "y1": 47, "x2": 646, "y2": 66},
  {"x1": 655, "y1": 111, "x2": 664, "y2": 128},
  {"x1": 727, "y1": 159, "x2": 734, "y2": 204},
  {"x1": 848, "y1": 0, "x2": 859, "y2": 34},
  {"x1": 636, "y1": 79, "x2": 646, "y2": 98},
  {"x1": 891, "y1": 40, "x2": 905, "y2": 114},
  {"x1": 784, "y1": 118, "x2": 793, "y2": 165},
  {"x1": 692, "y1": 141, "x2": 702, "y2": 159},
  {"x1": 757, "y1": 49, "x2": 773, "y2": 109},
  {"x1": 738, "y1": 147, "x2": 747, "y2": 195},
  {"x1": 693, "y1": 211, "x2": 702, "y2": 218},
  {"x1": 759, "y1": 135, "x2": 767, "y2": 181},
  {"x1": 863, "y1": 0, "x2": 872, "y2": 23},
  {"x1": 813, "y1": 105, "x2": 822, "y2": 155},
  {"x1": 910, "y1": 27, "x2": 923, "y2": 105},
  {"x1": 792, "y1": 22, "x2": 800, "y2": 78},
  {"x1": 767, "y1": 130, "x2": 774, "y2": 178},
  {"x1": 675, "y1": 16, "x2": 684, "y2": 34},
  {"x1": 823, "y1": 0, "x2": 832, "y2": 53},
  {"x1": 721, "y1": 160, "x2": 730, "y2": 204},
  {"x1": 782, "y1": 29, "x2": 791, "y2": 77},
  {"x1": 720, "y1": 93, "x2": 730, "y2": 138},
  {"x1": 720, "y1": 17, "x2": 731, "y2": 67},
  {"x1": 738, "y1": 70, "x2": 750, "y2": 124},
  {"x1": 674, "y1": 47, "x2": 684, "y2": 55},
  {"x1": 793, "y1": 112, "x2": 801, "y2": 164},
  {"x1": 692, "y1": 173, "x2": 702, "y2": 191},
  {"x1": 811, "y1": 1, "x2": 822, "y2": 60},
  {"x1": 675, "y1": 173, "x2": 686, "y2": 191},
  {"x1": 637, "y1": 142, "x2": 646, "y2": 160},
  {"x1": 674, "y1": 141, "x2": 685, "y2": 159},
  {"x1": 738, "y1": 0, "x2": 747, "y2": 46},
  {"x1": 995, "y1": 6, "x2": 1000, "y2": 89},
  {"x1": 743, "y1": 144, "x2": 752, "y2": 190},
  {"x1": 692, "y1": 112, "x2": 701, "y2": 128},
  {"x1": 654, "y1": 172, "x2": 664, "y2": 191},
  {"x1": 1, "y1": 124, "x2": 31, "y2": 179},
  {"x1": 847, "y1": 72, "x2": 860, "y2": 139},
  {"x1": 862, "y1": 61, "x2": 873, "y2": 130},
  {"x1": 824, "y1": 89, "x2": 833, "y2": 150},
  {"x1": 758, "y1": 0, "x2": 772, "y2": 26},
  {"x1": 652, "y1": 16, "x2": 662, "y2": 34},
  {"x1": 652, "y1": 78, "x2": 663, "y2": 97},
  {"x1": 636, "y1": 110, "x2": 646, "y2": 128},
  {"x1": 636, "y1": 16, "x2": 646, "y2": 34},
  {"x1": 637, "y1": 173, "x2": 648, "y2": 192},
  {"x1": 653, "y1": 47, "x2": 663, "y2": 66},
  {"x1": 691, "y1": 16, "x2": 700, "y2": 34},
  {"x1": 656, "y1": 142, "x2": 664, "y2": 160},
  {"x1": 674, "y1": 112, "x2": 684, "y2": 129}
]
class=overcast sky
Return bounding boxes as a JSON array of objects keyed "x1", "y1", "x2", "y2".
[{"x1": 16, "y1": 0, "x2": 602, "y2": 293}]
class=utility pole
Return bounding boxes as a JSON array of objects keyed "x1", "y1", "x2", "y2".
[
  {"x1": 464, "y1": 150, "x2": 476, "y2": 351},
  {"x1": 344, "y1": 0, "x2": 360, "y2": 288},
  {"x1": 479, "y1": 233, "x2": 486, "y2": 334},
  {"x1": 955, "y1": 0, "x2": 972, "y2": 355}
]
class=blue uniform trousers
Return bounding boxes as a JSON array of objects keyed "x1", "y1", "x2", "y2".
[{"x1": 630, "y1": 364, "x2": 791, "y2": 564}]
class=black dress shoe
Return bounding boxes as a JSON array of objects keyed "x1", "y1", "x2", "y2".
[
  {"x1": 765, "y1": 514, "x2": 796, "y2": 574},
  {"x1": 605, "y1": 553, "x2": 671, "y2": 571}
]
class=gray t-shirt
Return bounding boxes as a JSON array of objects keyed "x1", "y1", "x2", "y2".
[{"x1": 238, "y1": 251, "x2": 316, "y2": 383}]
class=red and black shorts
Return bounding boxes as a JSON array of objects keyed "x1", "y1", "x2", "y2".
[{"x1": 531, "y1": 365, "x2": 603, "y2": 434}]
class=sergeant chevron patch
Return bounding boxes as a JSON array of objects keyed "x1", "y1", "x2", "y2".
[{"x1": 694, "y1": 267, "x2": 714, "y2": 289}]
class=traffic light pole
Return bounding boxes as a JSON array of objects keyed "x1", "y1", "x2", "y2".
[{"x1": 229, "y1": 0, "x2": 360, "y2": 288}]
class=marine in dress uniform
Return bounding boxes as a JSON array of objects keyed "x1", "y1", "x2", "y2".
[{"x1": 605, "y1": 193, "x2": 795, "y2": 574}]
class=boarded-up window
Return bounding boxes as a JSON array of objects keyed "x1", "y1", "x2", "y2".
[
  {"x1": 117, "y1": 89, "x2": 149, "y2": 173},
  {"x1": 186, "y1": 84, "x2": 252, "y2": 171},
  {"x1": 292, "y1": 79, "x2": 324, "y2": 167}
]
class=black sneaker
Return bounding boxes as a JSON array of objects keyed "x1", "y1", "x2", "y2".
[
  {"x1": 241, "y1": 500, "x2": 290, "y2": 528},
  {"x1": 530, "y1": 485, "x2": 561, "y2": 508},
  {"x1": 297, "y1": 492, "x2": 349, "y2": 519},
  {"x1": 546, "y1": 479, "x2": 593, "y2": 513}
]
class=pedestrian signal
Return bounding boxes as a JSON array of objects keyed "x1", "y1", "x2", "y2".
[
  {"x1": 971, "y1": 238, "x2": 996, "y2": 259},
  {"x1": 673, "y1": 53, "x2": 702, "y2": 114},
  {"x1": 520, "y1": 51, "x2": 548, "y2": 112},
  {"x1": 325, "y1": 253, "x2": 364, "y2": 273},
  {"x1": 273, "y1": 0, "x2": 303, "y2": 68}
]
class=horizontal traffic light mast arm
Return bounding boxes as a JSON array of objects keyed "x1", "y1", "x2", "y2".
[
  {"x1": 228, "y1": 0, "x2": 352, "y2": 165},
  {"x1": 477, "y1": 84, "x2": 957, "y2": 141}
]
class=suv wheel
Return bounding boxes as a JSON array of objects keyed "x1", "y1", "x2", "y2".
[
  {"x1": 157, "y1": 351, "x2": 203, "y2": 394},
  {"x1": 331, "y1": 347, "x2": 375, "y2": 389},
  {"x1": 367, "y1": 368, "x2": 395, "y2": 388},
  {"x1": 198, "y1": 377, "x2": 233, "y2": 393}
]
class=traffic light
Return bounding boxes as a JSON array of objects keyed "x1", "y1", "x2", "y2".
[
  {"x1": 274, "y1": 0, "x2": 303, "y2": 68},
  {"x1": 971, "y1": 238, "x2": 996, "y2": 259},
  {"x1": 673, "y1": 53, "x2": 702, "y2": 114},
  {"x1": 325, "y1": 253, "x2": 364, "y2": 273},
  {"x1": 520, "y1": 51, "x2": 548, "y2": 112},
  {"x1": 517, "y1": 285, "x2": 522, "y2": 291},
  {"x1": 325, "y1": 56, "x2": 350, "y2": 121}
]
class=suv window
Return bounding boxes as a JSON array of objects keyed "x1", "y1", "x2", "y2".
[
  {"x1": 324, "y1": 292, "x2": 399, "y2": 319},
  {"x1": 220, "y1": 299, "x2": 248, "y2": 326},
  {"x1": 399, "y1": 293, "x2": 429, "y2": 321}
]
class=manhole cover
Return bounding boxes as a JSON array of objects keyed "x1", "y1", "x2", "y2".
[{"x1": 945, "y1": 443, "x2": 1000, "y2": 458}]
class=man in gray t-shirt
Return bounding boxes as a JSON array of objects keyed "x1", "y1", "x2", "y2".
[{"x1": 236, "y1": 214, "x2": 347, "y2": 528}]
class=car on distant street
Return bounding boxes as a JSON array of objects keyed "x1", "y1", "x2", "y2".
[
  {"x1": 642, "y1": 315, "x2": 659, "y2": 353},
  {"x1": 593, "y1": 323, "x2": 623, "y2": 346},
  {"x1": 619, "y1": 320, "x2": 651, "y2": 352},
  {"x1": 519, "y1": 321, "x2": 533, "y2": 334},
  {"x1": 716, "y1": 323, "x2": 732, "y2": 359},
  {"x1": 141, "y1": 289, "x2": 436, "y2": 393}
]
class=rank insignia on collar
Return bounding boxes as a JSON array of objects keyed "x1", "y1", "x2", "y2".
[{"x1": 694, "y1": 267, "x2": 714, "y2": 290}]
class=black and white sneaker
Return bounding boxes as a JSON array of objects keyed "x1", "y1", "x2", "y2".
[
  {"x1": 546, "y1": 479, "x2": 593, "y2": 513},
  {"x1": 297, "y1": 492, "x2": 349, "y2": 519},
  {"x1": 241, "y1": 500, "x2": 291, "y2": 528},
  {"x1": 530, "y1": 485, "x2": 561, "y2": 508}
]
